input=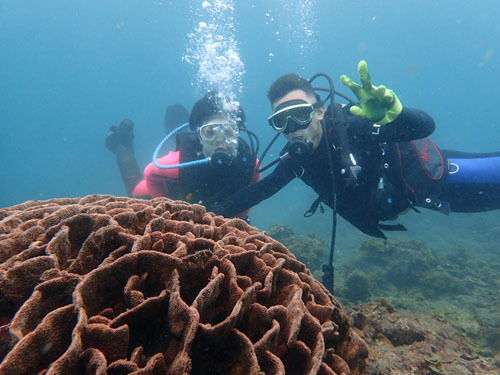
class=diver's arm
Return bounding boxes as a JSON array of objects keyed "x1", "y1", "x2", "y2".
[
  {"x1": 380, "y1": 107, "x2": 436, "y2": 141},
  {"x1": 346, "y1": 106, "x2": 436, "y2": 142},
  {"x1": 214, "y1": 161, "x2": 295, "y2": 218}
]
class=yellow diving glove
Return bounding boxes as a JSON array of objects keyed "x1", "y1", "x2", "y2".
[{"x1": 340, "y1": 60, "x2": 403, "y2": 125}]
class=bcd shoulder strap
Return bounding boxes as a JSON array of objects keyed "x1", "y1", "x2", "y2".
[
  {"x1": 328, "y1": 103, "x2": 361, "y2": 185},
  {"x1": 304, "y1": 103, "x2": 361, "y2": 219}
]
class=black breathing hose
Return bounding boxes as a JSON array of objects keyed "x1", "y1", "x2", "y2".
[{"x1": 310, "y1": 72, "x2": 338, "y2": 294}]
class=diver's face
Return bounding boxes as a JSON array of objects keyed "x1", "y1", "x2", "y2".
[
  {"x1": 198, "y1": 114, "x2": 239, "y2": 159},
  {"x1": 271, "y1": 90, "x2": 324, "y2": 150}
]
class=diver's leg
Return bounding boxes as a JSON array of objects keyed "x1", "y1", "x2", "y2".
[
  {"x1": 115, "y1": 146, "x2": 143, "y2": 197},
  {"x1": 441, "y1": 150, "x2": 500, "y2": 212},
  {"x1": 105, "y1": 119, "x2": 143, "y2": 197}
]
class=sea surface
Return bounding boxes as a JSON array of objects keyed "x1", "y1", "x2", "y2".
[{"x1": 1, "y1": 1, "x2": 499, "y2": 346}]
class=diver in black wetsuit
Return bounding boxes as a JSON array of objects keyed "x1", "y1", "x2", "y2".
[{"x1": 215, "y1": 60, "x2": 500, "y2": 239}]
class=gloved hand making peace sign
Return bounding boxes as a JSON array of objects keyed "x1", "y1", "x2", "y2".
[{"x1": 340, "y1": 60, "x2": 403, "y2": 125}]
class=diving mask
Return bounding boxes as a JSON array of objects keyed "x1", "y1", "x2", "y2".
[
  {"x1": 198, "y1": 121, "x2": 240, "y2": 163},
  {"x1": 268, "y1": 99, "x2": 317, "y2": 134},
  {"x1": 198, "y1": 121, "x2": 239, "y2": 143}
]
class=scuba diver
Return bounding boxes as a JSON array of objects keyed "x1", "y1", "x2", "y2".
[
  {"x1": 105, "y1": 91, "x2": 260, "y2": 220},
  {"x1": 215, "y1": 60, "x2": 440, "y2": 237},
  {"x1": 214, "y1": 60, "x2": 500, "y2": 290}
]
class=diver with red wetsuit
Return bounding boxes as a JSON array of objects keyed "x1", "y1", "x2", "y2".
[{"x1": 105, "y1": 91, "x2": 260, "y2": 220}]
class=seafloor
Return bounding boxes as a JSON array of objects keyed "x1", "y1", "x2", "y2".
[{"x1": 270, "y1": 223, "x2": 500, "y2": 374}]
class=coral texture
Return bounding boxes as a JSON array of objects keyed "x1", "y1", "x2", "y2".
[{"x1": 0, "y1": 195, "x2": 367, "y2": 375}]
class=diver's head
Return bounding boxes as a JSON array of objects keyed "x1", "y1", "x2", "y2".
[
  {"x1": 189, "y1": 91, "x2": 245, "y2": 166},
  {"x1": 197, "y1": 114, "x2": 240, "y2": 165},
  {"x1": 267, "y1": 74, "x2": 324, "y2": 152}
]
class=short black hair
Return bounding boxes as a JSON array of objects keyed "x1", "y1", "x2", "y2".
[
  {"x1": 189, "y1": 90, "x2": 246, "y2": 132},
  {"x1": 267, "y1": 73, "x2": 315, "y2": 104}
]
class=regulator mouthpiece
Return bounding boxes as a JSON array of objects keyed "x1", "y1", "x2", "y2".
[{"x1": 289, "y1": 136, "x2": 313, "y2": 159}]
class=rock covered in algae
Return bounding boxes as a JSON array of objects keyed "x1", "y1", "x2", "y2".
[
  {"x1": 0, "y1": 195, "x2": 368, "y2": 375},
  {"x1": 339, "y1": 238, "x2": 467, "y2": 302},
  {"x1": 351, "y1": 299, "x2": 500, "y2": 374}
]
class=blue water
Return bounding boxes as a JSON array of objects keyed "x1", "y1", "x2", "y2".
[{"x1": 1, "y1": 0, "x2": 500, "y2": 254}]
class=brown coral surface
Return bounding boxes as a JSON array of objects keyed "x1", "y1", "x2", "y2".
[{"x1": 0, "y1": 195, "x2": 367, "y2": 375}]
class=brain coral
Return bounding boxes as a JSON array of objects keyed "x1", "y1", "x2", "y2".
[{"x1": 0, "y1": 195, "x2": 367, "y2": 375}]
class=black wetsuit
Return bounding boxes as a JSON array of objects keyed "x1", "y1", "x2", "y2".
[{"x1": 216, "y1": 103, "x2": 500, "y2": 238}]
